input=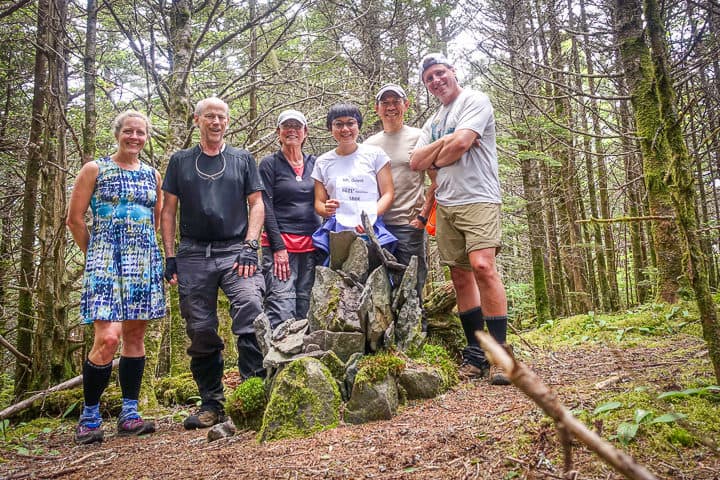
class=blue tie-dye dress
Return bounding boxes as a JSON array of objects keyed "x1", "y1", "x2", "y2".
[{"x1": 80, "y1": 157, "x2": 166, "y2": 323}]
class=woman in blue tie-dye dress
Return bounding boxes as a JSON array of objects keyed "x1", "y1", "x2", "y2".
[{"x1": 66, "y1": 110, "x2": 165, "y2": 445}]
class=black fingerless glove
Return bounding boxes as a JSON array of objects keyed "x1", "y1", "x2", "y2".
[
  {"x1": 235, "y1": 246, "x2": 258, "y2": 268},
  {"x1": 164, "y1": 257, "x2": 177, "y2": 282}
]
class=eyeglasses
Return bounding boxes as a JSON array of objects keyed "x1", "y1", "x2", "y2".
[
  {"x1": 379, "y1": 99, "x2": 403, "y2": 108},
  {"x1": 202, "y1": 113, "x2": 227, "y2": 122},
  {"x1": 280, "y1": 121, "x2": 304, "y2": 130},
  {"x1": 332, "y1": 120, "x2": 358, "y2": 129}
]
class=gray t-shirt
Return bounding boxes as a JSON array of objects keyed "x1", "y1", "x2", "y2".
[
  {"x1": 364, "y1": 125, "x2": 424, "y2": 225},
  {"x1": 415, "y1": 88, "x2": 501, "y2": 206}
]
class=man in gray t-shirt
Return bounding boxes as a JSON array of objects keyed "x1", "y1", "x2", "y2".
[
  {"x1": 364, "y1": 84, "x2": 435, "y2": 307},
  {"x1": 410, "y1": 53, "x2": 511, "y2": 385}
]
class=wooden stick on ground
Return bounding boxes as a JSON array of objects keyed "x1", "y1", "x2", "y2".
[
  {"x1": 0, "y1": 359, "x2": 119, "y2": 420},
  {"x1": 477, "y1": 332, "x2": 658, "y2": 480}
]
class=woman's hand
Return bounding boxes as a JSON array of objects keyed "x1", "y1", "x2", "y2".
[
  {"x1": 273, "y1": 249, "x2": 290, "y2": 281},
  {"x1": 324, "y1": 198, "x2": 340, "y2": 216}
]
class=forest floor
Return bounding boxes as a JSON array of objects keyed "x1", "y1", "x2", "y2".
[{"x1": 1, "y1": 308, "x2": 720, "y2": 480}]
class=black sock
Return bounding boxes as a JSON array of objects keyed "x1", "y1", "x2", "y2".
[
  {"x1": 485, "y1": 315, "x2": 508, "y2": 345},
  {"x1": 119, "y1": 356, "x2": 145, "y2": 401},
  {"x1": 459, "y1": 307, "x2": 484, "y2": 348},
  {"x1": 82, "y1": 359, "x2": 113, "y2": 407}
]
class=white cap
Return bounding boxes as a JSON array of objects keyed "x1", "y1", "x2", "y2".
[
  {"x1": 375, "y1": 84, "x2": 407, "y2": 103},
  {"x1": 277, "y1": 109, "x2": 307, "y2": 127}
]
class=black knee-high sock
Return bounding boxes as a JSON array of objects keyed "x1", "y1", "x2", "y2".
[
  {"x1": 459, "y1": 307, "x2": 484, "y2": 348},
  {"x1": 485, "y1": 315, "x2": 508, "y2": 345},
  {"x1": 119, "y1": 356, "x2": 145, "y2": 401},
  {"x1": 83, "y1": 359, "x2": 113, "y2": 407}
]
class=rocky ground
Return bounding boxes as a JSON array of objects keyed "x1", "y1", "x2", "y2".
[{"x1": 2, "y1": 335, "x2": 719, "y2": 480}]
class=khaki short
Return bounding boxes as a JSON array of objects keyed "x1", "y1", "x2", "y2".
[{"x1": 436, "y1": 202, "x2": 501, "y2": 270}]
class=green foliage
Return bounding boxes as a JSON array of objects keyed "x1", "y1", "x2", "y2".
[
  {"x1": 0, "y1": 418, "x2": 65, "y2": 456},
  {"x1": 524, "y1": 301, "x2": 700, "y2": 349},
  {"x1": 355, "y1": 353, "x2": 406, "y2": 384},
  {"x1": 505, "y1": 282, "x2": 536, "y2": 328},
  {"x1": 0, "y1": 374, "x2": 13, "y2": 410},
  {"x1": 588, "y1": 382, "x2": 718, "y2": 448}
]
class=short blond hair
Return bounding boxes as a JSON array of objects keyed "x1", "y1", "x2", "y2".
[{"x1": 112, "y1": 110, "x2": 151, "y2": 137}]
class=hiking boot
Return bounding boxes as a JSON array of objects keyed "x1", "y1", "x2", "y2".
[
  {"x1": 183, "y1": 407, "x2": 226, "y2": 430},
  {"x1": 74, "y1": 423, "x2": 104, "y2": 445},
  {"x1": 117, "y1": 417, "x2": 156, "y2": 437},
  {"x1": 489, "y1": 344, "x2": 514, "y2": 386},
  {"x1": 458, "y1": 361, "x2": 488, "y2": 380}
]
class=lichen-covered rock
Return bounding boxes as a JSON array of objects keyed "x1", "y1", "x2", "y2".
[
  {"x1": 254, "y1": 312, "x2": 272, "y2": 357},
  {"x1": 398, "y1": 367, "x2": 444, "y2": 400},
  {"x1": 272, "y1": 319, "x2": 308, "y2": 355},
  {"x1": 320, "y1": 350, "x2": 346, "y2": 400},
  {"x1": 343, "y1": 353, "x2": 405, "y2": 424},
  {"x1": 344, "y1": 375, "x2": 399, "y2": 424},
  {"x1": 259, "y1": 357, "x2": 340, "y2": 442},
  {"x1": 359, "y1": 266, "x2": 394, "y2": 351},
  {"x1": 329, "y1": 230, "x2": 359, "y2": 270},
  {"x1": 303, "y1": 330, "x2": 365, "y2": 363},
  {"x1": 343, "y1": 352, "x2": 363, "y2": 401},
  {"x1": 308, "y1": 267, "x2": 363, "y2": 333},
  {"x1": 395, "y1": 294, "x2": 426, "y2": 354},
  {"x1": 155, "y1": 373, "x2": 200, "y2": 406},
  {"x1": 415, "y1": 344, "x2": 459, "y2": 391},
  {"x1": 226, "y1": 377, "x2": 267, "y2": 432},
  {"x1": 426, "y1": 312, "x2": 466, "y2": 361},
  {"x1": 341, "y1": 237, "x2": 369, "y2": 283}
]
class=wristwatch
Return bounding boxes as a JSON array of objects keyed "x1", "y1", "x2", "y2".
[
  {"x1": 417, "y1": 214, "x2": 428, "y2": 224},
  {"x1": 244, "y1": 239, "x2": 260, "y2": 250}
]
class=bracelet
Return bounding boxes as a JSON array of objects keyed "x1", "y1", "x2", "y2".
[
  {"x1": 417, "y1": 214, "x2": 427, "y2": 224},
  {"x1": 430, "y1": 161, "x2": 441, "y2": 170}
]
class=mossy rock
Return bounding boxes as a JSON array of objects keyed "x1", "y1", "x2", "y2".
[
  {"x1": 426, "y1": 312, "x2": 465, "y2": 362},
  {"x1": 354, "y1": 352, "x2": 405, "y2": 385},
  {"x1": 155, "y1": 373, "x2": 200, "y2": 406},
  {"x1": 259, "y1": 357, "x2": 340, "y2": 442},
  {"x1": 415, "y1": 343, "x2": 459, "y2": 391},
  {"x1": 226, "y1": 377, "x2": 267, "y2": 432}
]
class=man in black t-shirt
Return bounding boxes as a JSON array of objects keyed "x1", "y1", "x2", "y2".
[{"x1": 161, "y1": 96, "x2": 266, "y2": 430}]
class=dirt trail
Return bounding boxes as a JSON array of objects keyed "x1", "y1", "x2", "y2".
[{"x1": 2, "y1": 336, "x2": 718, "y2": 480}]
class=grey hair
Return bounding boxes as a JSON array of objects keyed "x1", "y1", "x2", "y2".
[
  {"x1": 194, "y1": 97, "x2": 229, "y2": 116},
  {"x1": 112, "y1": 110, "x2": 151, "y2": 137}
]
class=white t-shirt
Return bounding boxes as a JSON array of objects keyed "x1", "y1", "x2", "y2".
[
  {"x1": 364, "y1": 125, "x2": 424, "y2": 226},
  {"x1": 311, "y1": 143, "x2": 390, "y2": 228},
  {"x1": 415, "y1": 88, "x2": 501, "y2": 206}
]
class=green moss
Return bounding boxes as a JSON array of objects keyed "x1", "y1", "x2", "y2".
[
  {"x1": 155, "y1": 372, "x2": 199, "y2": 406},
  {"x1": 414, "y1": 343, "x2": 458, "y2": 390},
  {"x1": 259, "y1": 357, "x2": 341, "y2": 442},
  {"x1": 665, "y1": 427, "x2": 694, "y2": 446},
  {"x1": 227, "y1": 377, "x2": 266, "y2": 431},
  {"x1": 355, "y1": 353, "x2": 405, "y2": 384},
  {"x1": 320, "y1": 350, "x2": 345, "y2": 384},
  {"x1": 522, "y1": 301, "x2": 701, "y2": 350},
  {"x1": 1, "y1": 417, "x2": 65, "y2": 446},
  {"x1": 426, "y1": 312, "x2": 465, "y2": 361}
]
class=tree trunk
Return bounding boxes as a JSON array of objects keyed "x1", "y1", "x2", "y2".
[
  {"x1": 642, "y1": 0, "x2": 720, "y2": 382},
  {"x1": 33, "y1": 0, "x2": 70, "y2": 389},
  {"x1": 165, "y1": 0, "x2": 193, "y2": 379},
  {"x1": 15, "y1": 0, "x2": 51, "y2": 397},
  {"x1": 82, "y1": 0, "x2": 97, "y2": 165},
  {"x1": 614, "y1": 0, "x2": 684, "y2": 304}
]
